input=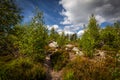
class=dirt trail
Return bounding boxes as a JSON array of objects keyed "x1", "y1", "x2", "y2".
[{"x1": 44, "y1": 54, "x2": 62, "y2": 80}]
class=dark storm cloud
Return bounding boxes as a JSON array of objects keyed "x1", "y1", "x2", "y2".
[
  {"x1": 60, "y1": 0, "x2": 120, "y2": 27},
  {"x1": 92, "y1": 0, "x2": 120, "y2": 18}
]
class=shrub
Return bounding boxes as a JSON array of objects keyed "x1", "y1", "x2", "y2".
[
  {"x1": 33, "y1": 53, "x2": 45, "y2": 63},
  {"x1": 101, "y1": 45, "x2": 117, "y2": 51},
  {"x1": 63, "y1": 70, "x2": 74, "y2": 80},
  {"x1": 50, "y1": 50, "x2": 69, "y2": 71},
  {"x1": 0, "y1": 57, "x2": 46, "y2": 80},
  {"x1": 80, "y1": 15, "x2": 100, "y2": 58},
  {"x1": 62, "y1": 57, "x2": 116, "y2": 80},
  {"x1": 80, "y1": 32, "x2": 95, "y2": 58},
  {"x1": 105, "y1": 56, "x2": 120, "y2": 80}
]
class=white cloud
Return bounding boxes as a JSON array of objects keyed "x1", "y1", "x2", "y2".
[
  {"x1": 47, "y1": 24, "x2": 59, "y2": 30},
  {"x1": 95, "y1": 15, "x2": 106, "y2": 24},
  {"x1": 47, "y1": 24, "x2": 83, "y2": 36},
  {"x1": 59, "y1": 0, "x2": 93, "y2": 26},
  {"x1": 64, "y1": 24, "x2": 83, "y2": 31},
  {"x1": 60, "y1": 17, "x2": 71, "y2": 25},
  {"x1": 57, "y1": 29, "x2": 74, "y2": 35},
  {"x1": 47, "y1": 0, "x2": 120, "y2": 37},
  {"x1": 77, "y1": 30, "x2": 85, "y2": 37},
  {"x1": 59, "y1": 0, "x2": 120, "y2": 27},
  {"x1": 64, "y1": 31, "x2": 74, "y2": 35}
]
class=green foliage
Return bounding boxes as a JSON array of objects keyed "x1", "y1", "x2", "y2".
[
  {"x1": 11, "y1": 9, "x2": 48, "y2": 60},
  {"x1": 101, "y1": 45, "x2": 115, "y2": 51},
  {"x1": 33, "y1": 53, "x2": 45, "y2": 62},
  {"x1": 100, "y1": 23, "x2": 120, "y2": 50},
  {"x1": 0, "y1": 0, "x2": 22, "y2": 55},
  {"x1": 49, "y1": 28, "x2": 69, "y2": 47},
  {"x1": 88, "y1": 15, "x2": 100, "y2": 41},
  {"x1": 80, "y1": 15, "x2": 100, "y2": 57},
  {"x1": 80, "y1": 31, "x2": 95, "y2": 57},
  {"x1": 1, "y1": 2, "x2": 120, "y2": 79},
  {"x1": 112, "y1": 68, "x2": 120, "y2": 80},
  {"x1": 0, "y1": 0, "x2": 22, "y2": 34},
  {"x1": 0, "y1": 33, "x2": 18, "y2": 55},
  {"x1": 105, "y1": 56, "x2": 120, "y2": 80},
  {"x1": 100, "y1": 26, "x2": 116, "y2": 46},
  {"x1": 70, "y1": 33, "x2": 77, "y2": 41},
  {"x1": 0, "y1": 57, "x2": 46, "y2": 80},
  {"x1": 57, "y1": 32, "x2": 68, "y2": 47},
  {"x1": 11, "y1": 25, "x2": 32, "y2": 55},
  {"x1": 63, "y1": 70, "x2": 74, "y2": 80},
  {"x1": 51, "y1": 50, "x2": 69, "y2": 71},
  {"x1": 49, "y1": 27, "x2": 59, "y2": 41},
  {"x1": 0, "y1": 7, "x2": 48, "y2": 57}
]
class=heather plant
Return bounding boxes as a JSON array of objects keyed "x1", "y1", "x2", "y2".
[{"x1": 62, "y1": 57, "x2": 118, "y2": 80}]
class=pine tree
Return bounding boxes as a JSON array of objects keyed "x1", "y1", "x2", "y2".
[
  {"x1": 49, "y1": 27, "x2": 59, "y2": 41},
  {"x1": 0, "y1": 0, "x2": 22, "y2": 55},
  {"x1": 80, "y1": 14, "x2": 100, "y2": 57},
  {"x1": 0, "y1": 0, "x2": 22, "y2": 34},
  {"x1": 70, "y1": 33, "x2": 77, "y2": 41},
  {"x1": 88, "y1": 14, "x2": 100, "y2": 42}
]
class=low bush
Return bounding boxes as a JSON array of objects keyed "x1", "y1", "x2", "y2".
[
  {"x1": 105, "y1": 56, "x2": 120, "y2": 80},
  {"x1": 33, "y1": 53, "x2": 45, "y2": 63},
  {"x1": 63, "y1": 70, "x2": 74, "y2": 80},
  {"x1": 0, "y1": 57, "x2": 46, "y2": 80},
  {"x1": 101, "y1": 45, "x2": 116, "y2": 51},
  {"x1": 50, "y1": 50, "x2": 69, "y2": 71},
  {"x1": 62, "y1": 57, "x2": 118, "y2": 80}
]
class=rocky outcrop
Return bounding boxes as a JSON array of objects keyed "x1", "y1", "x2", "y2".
[
  {"x1": 49, "y1": 41, "x2": 58, "y2": 48},
  {"x1": 95, "y1": 50, "x2": 106, "y2": 59},
  {"x1": 72, "y1": 47, "x2": 84, "y2": 56},
  {"x1": 65, "y1": 44, "x2": 74, "y2": 48}
]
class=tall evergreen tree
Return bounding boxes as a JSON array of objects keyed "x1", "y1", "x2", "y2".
[
  {"x1": 88, "y1": 14, "x2": 100, "y2": 42},
  {"x1": 0, "y1": 0, "x2": 22, "y2": 34},
  {"x1": 49, "y1": 27, "x2": 58, "y2": 41},
  {"x1": 0, "y1": 0, "x2": 22, "y2": 55},
  {"x1": 80, "y1": 14, "x2": 100, "y2": 57},
  {"x1": 70, "y1": 33, "x2": 77, "y2": 41}
]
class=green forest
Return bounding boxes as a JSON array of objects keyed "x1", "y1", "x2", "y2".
[{"x1": 0, "y1": 0, "x2": 120, "y2": 80}]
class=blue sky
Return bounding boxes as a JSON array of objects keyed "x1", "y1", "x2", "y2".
[
  {"x1": 16, "y1": 0, "x2": 63, "y2": 25},
  {"x1": 16, "y1": 0, "x2": 120, "y2": 36}
]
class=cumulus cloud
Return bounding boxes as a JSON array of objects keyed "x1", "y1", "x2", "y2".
[
  {"x1": 47, "y1": 24, "x2": 75, "y2": 35},
  {"x1": 58, "y1": 30, "x2": 74, "y2": 35},
  {"x1": 95, "y1": 15, "x2": 106, "y2": 24},
  {"x1": 59, "y1": 0, "x2": 120, "y2": 26},
  {"x1": 58, "y1": 0, "x2": 120, "y2": 36},
  {"x1": 77, "y1": 30, "x2": 85, "y2": 37},
  {"x1": 64, "y1": 25, "x2": 81, "y2": 32},
  {"x1": 47, "y1": 24, "x2": 59, "y2": 30}
]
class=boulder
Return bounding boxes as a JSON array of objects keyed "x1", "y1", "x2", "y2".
[
  {"x1": 95, "y1": 50, "x2": 106, "y2": 58},
  {"x1": 76, "y1": 51, "x2": 84, "y2": 56},
  {"x1": 65, "y1": 44, "x2": 74, "y2": 48},
  {"x1": 49, "y1": 41, "x2": 58, "y2": 48},
  {"x1": 72, "y1": 47, "x2": 84, "y2": 56},
  {"x1": 72, "y1": 47, "x2": 79, "y2": 52}
]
